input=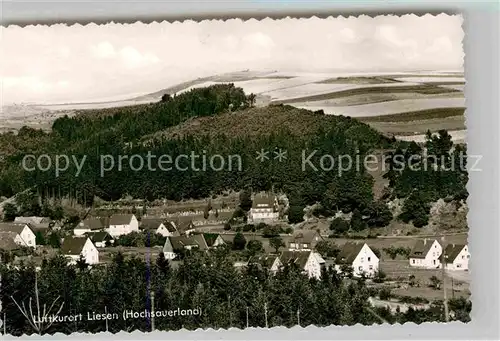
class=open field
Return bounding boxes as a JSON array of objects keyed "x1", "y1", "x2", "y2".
[
  {"x1": 362, "y1": 116, "x2": 465, "y2": 136},
  {"x1": 291, "y1": 98, "x2": 465, "y2": 118},
  {"x1": 395, "y1": 129, "x2": 466, "y2": 143}
]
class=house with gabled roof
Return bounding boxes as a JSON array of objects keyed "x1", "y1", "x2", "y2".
[
  {"x1": 271, "y1": 250, "x2": 325, "y2": 279},
  {"x1": 60, "y1": 236, "x2": 99, "y2": 265},
  {"x1": 0, "y1": 231, "x2": 22, "y2": 252},
  {"x1": 247, "y1": 254, "x2": 279, "y2": 271},
  {"x1": 444, "y1": 243, "x2": 470, "y2": 271},
  {"x1": 74, "y1": 217, "x2": 106, "y2": 236},
  {"x1": 288, "y1": 229, "x2": 323, "y2": 251},
  {"x1": 0, "y1": 223, "x2": 36, "y2": 248},
  {"x1": 171, "y1": 218, "x2": 196, "y2": 236},
  {"x1": 162, "y1": 234, "x2": 209, "y2": 259},
  {"x1": 140, "y1": 218, "x2": 178, "y2": 237},
  {"x1": 409, "y1": 239, "x2": 442, "y2": 269},
  {"x1": 85, "y1": 231, "x2": 114, "y2": 248},
  {"x1": 107, "y1": 214, "x2": 139, "y2": 237},
  {"x1": 249, "y1": 192, "x2": 279, "y2": 223},
  {"x1": 202, "y1": 233, "x2": 225, "y2": 248},
  {"x1": 14, "y1": 216, "x2": 51, "y2": 225},
  {"x1": 335, "y1": 242, "x2": 379, "y2": 277}
]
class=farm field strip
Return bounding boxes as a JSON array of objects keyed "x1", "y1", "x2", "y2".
[
  {"x1": 394, "y1": 129, "x2": 467, "y2": 143},
  {"x1": 392, "y1": 76, "x2": 465, "y2": 83},
  {"x1": 291, "y1": 97, "x2": 465, "y2": 118},
  {"x1": 363, "y1": 116, "x2": 465, "y2": 136}
]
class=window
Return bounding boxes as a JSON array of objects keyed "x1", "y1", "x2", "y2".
[
  {"x1": 368, "y1": 257, "x2": 371, "y2": 262},
  {"x1": 358, "y1": 266, "x2": 363, "y2": 271},
  {"x1": 303, "y1": 244, "x2": 308, "y2": 248},
  {"x1": 369, "y1": 265, "x2": 373, "y2": 270},
  {"x1": 462, "y1": 255, "x2": 464, "y2": 259},
  {"x1": 467, "y1": 255, "x2": 470, "y2": 259},
  {"x1": 412, "y1": 259, "x2": 415, "y2": 264},
  {"x1": 433, "y1": 260, "x2": 436, "y2": 265},
  {"x1": 457, "y1": 264, "x2": 462, "y2": 268},
  {"x1": 360, "y1": 257, "x2": 364, "y2": 262}
]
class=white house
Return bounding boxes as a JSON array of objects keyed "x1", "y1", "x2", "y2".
[
  {"x1": 107, "y1": 214, "x2": 139, "y2": 237},
  {"x1": 249, "y1": 192, "x2": 279, "y2": 223},
  {"x1": 271, "y1": 250, "x2": 325, "y2": 279},
  {"x1": 335, "y1": 242, "x2": 379, "y2": 277},
  {"x1": 162, "y1": 234, "x2": 209, "y2": 260},
  {"x1": 61, "y1": 236, "x2": 99, "y2": 265},
  {"x1": 74, "y1": 217, "x2": 105, "y2": 236},
  {"x1": 444, "y1": 244, "x2": 470, "y2": 271},
  {"x1": 409, "y1": 239, "x2": 442, "y2": 269},
  {"x1": 140, "y1": 218, "x2": 178, "y2": 237},
  {"x1": 0, "y1": 223, "x2": 36, "y2": 248}
]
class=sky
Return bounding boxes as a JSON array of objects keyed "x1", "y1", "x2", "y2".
[{"x1": 0, "y1": 14, "x2": 464, "y2": 105}]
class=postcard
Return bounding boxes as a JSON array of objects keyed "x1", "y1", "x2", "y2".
[{"x1": 0, "y1": 14, "x2": 469, "y2": 336}]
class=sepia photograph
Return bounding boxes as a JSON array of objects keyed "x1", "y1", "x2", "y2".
[{"x1": 0, "y1": 14, "x2": 470, "y2": 336}]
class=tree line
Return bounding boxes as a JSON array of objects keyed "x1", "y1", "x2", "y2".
[{"x1": 0, "y1": 249, "x2": 470, "y2": 336}]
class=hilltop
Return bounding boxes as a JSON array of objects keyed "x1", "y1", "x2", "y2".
[{"x1": 141, "y1": 104, "x2": 385, "y2": 143}]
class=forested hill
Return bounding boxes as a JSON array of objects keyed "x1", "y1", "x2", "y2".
[{"x1": 0, "y1": 84, "x2": 467, "y2": 229}]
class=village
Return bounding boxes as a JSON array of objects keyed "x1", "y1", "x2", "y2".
[{"x1": 0, "y1": 191, "x2": 470, "y2": 315}]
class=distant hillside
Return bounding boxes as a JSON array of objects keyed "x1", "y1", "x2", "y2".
[{"x1": 141, "y1": 104, "x2": 385, "y2": 143}]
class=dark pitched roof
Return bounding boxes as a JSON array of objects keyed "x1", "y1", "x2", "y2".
[
  {"x1": 169, "y1": 235, "x2": 208, "y2": 252},
  {"x1": 291, "y1": 229, "x2": 320, "y2": 244},
  {"x1": 0, "y1": 223, "x2": 29, "y2": 234},
  {"x1": 410, "y1": 239, "x2": 438, "y2": 259},
  {"x1": 14, "y1": 217, "x2": 51, "y2": 225},
  {"x1": 0, "y1": 231, "x2": 21, "y2": 251},
  {"x1": 140, "y1": 218, "x2": 165, "y2": 230},
  {"x1": 252, "y1": 193, "x2": 276, "y2": 209},
  {"x1": 86, "y1": 231, "x2": 113, "y2": 242},
  {"x1": 335, "y1": 242, "x2": 365, "y2": 264},
  {"x1": 141, "y1": 218, "x2": 178, "y2": 233},
  {"x1": 60, "y1": 236, "x2": 88, "y2": 255},
  {"x1": 175, "y1": 218, "x2": 195, "y2": 233},
  {"x1": 444, "y1": 244, "x2": 466, "y2": 262},
  {"x1": 279, "y1": 250, "x2": 311, "y2": 269},
  {"x1": 28, "y1": 223, "x2": 51, "y2": 231},
  {"x1": 248, "y1": 254, "x2": 278, "y2": 268},
  {"x1": 109, "y1": 214, "x2": 135, "y2": 226},
  {"x1": 203, "y1": 233, "x2": 223, "y2": 247},
  {"x1": 78, "y1": 218, "x2": 106, "y2": 231}
]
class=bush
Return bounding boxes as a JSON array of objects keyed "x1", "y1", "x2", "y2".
[
  {"x1": 373, "y1": 270, "x2": 387, "y2": 283},
  {"x1": 262, "y1": 226, "x2": 280, "y2": 238},
  {"x1": 242, "y1": 224, "x2": 254, "y2": 232},
  {"x1": 330, "y1": 217, "x2": 349, "y2": 234},
  {"x1": 288, "y1": 205, "x2": 305, "y2": 224},
  {"x1": 232, "y1": 232, "x2": 246, "y2": 250},
  {"x1": 379, "y1": 288, "x2": 392, "y2": 300}
]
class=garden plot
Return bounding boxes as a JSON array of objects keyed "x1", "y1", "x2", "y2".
[{"x1": 293, "y1": 97, "x2": 465, "y2": 118}]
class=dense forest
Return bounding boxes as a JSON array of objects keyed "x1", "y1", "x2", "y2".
[
  {"x1": 0, "y1": 250, "x2": 471, "y2": 335},
  {"x1": 0, "y1": 84, "x2": 468, "y2": 228}
]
